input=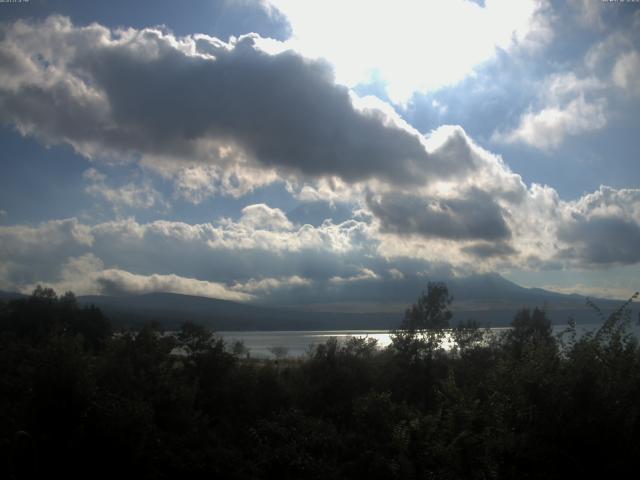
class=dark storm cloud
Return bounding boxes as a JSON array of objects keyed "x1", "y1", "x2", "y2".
[
  {"x1": 425, "y1": 127, "x2": 478, "y2": 179},
  {"x1": 87, "y1": 35, "x2": 428, "y2": 182},
  {"x1": 0, "y1": 16, "x2": 447, "y2": 186},
  {"x1": 0, "y1": 0, "x2": 291, "y2": 41},
  {"x1": 367, "y1": 188, "x2": 511, "y2": 242},
  {"x1": 557, "y1": 216, "x2": 640, "y2": 266},
  {"x1": 461, "y1": 242, "x2": 517, "y2": 258}
]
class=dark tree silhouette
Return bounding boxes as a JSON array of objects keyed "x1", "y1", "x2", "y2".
[
  {"x1": 1, "y1": 285, "x2": 639, "y2": 479},
  {"x1": 401, "y1": 281, "x2": 453, "y2": 332}
]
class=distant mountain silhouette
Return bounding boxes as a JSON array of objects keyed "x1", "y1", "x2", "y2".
[
  {"x1": 445, "y1": 273, "x2": 580, "y2": 305},
  {"x1": 442, "y1": 273, "x2": 630, "y2": 325},
  {"x1": 1, "y1": 274, "x2": 634, "y2": 330},
  {"x1": 77, "y1": 292, "x2": 398, "y2": 331},
  {"x1": 76, "y1": 276, "x2": 633, "y2": 330},
  {"x1": 0, "y1": 290, "x2": 27, "y2": 302}
]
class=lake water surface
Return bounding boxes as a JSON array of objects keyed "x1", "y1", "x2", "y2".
[{"x1": 218, "y1": 323, "x2": 628, "y2": 358}]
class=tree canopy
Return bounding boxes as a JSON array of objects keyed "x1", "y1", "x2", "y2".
[{"x1": 1, "y1": 284, "x2": 639, "y2": 479}]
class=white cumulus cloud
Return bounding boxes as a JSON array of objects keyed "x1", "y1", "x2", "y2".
[{"x1": 493, "y1": 96, "x2": 607, "y2": 150}]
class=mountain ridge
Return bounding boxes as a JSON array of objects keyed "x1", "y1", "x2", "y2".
[{"x1": 1, "y1": 275, "x2": 635, "y2": 330}]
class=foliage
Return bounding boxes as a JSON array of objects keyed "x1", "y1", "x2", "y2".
[
  {"x1": 268, "y1": 345, "x2": 289, "y2": 359},
  {"x1": 401, "y1": 281, "x2": 453, "y2": 332},
  {"x1": 390, "y1": 281, "x2": 453, "y2": 365},
  {"x1": 1, "y1": 285, "x2": 639, "y2": 479}
]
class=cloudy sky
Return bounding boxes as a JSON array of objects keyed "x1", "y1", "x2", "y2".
[{"x1": 0, "y1": 0, "x2": 639, "y2": 307}]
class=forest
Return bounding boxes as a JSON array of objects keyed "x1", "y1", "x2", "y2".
[{"x1": 1, "y1": 283, "x2": 639, "y2": 479}]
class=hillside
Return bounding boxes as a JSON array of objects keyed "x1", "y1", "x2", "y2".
[
  {"x1": 76, "y1": 274, "x2": 634, "y2": 330},
  {"x1": 2, "y1": 274, "x2": 634, "y2": 330}
]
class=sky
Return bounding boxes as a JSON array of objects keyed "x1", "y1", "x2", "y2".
[{"x1": 0, "y1": 0, "x2": 639, "y2": 307}]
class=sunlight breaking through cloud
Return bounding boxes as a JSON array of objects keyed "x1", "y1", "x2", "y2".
[{"x1": 266, "y1": 0, "x2": 551, "y2": 103}]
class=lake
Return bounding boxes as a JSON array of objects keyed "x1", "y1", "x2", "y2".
[
  {"x1": 219, "y1": 330, "x2": 393, "y2": 358},
  {"x1": 218, "y1": 323, "x2": 629, "y2": 358}
]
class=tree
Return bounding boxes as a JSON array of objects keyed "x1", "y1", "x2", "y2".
[
  {"x1": 31, "y1": 285, "x2": 57, "y2": 302},
  {"x1": 0, "y1": 286, "x2": 110, "y2": 349},
  {"x1": 507, "y1": 306, "x2": 554, "y2": 358},
  {"x1": 177, "y1": 321, "x2": 216, "y2": 355},
  {"x1": 401, "y1": 281, "x2": 453, "y2": 332},
  {"x1": 391, "y1": 282, "x2": 453, "y2": 363},
  {"x1": 231, "y1": 339, "x2": 249, "y2": 358},
  {"x1": 269, "y1": 345, "x2": 289, "y2": 360}
]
